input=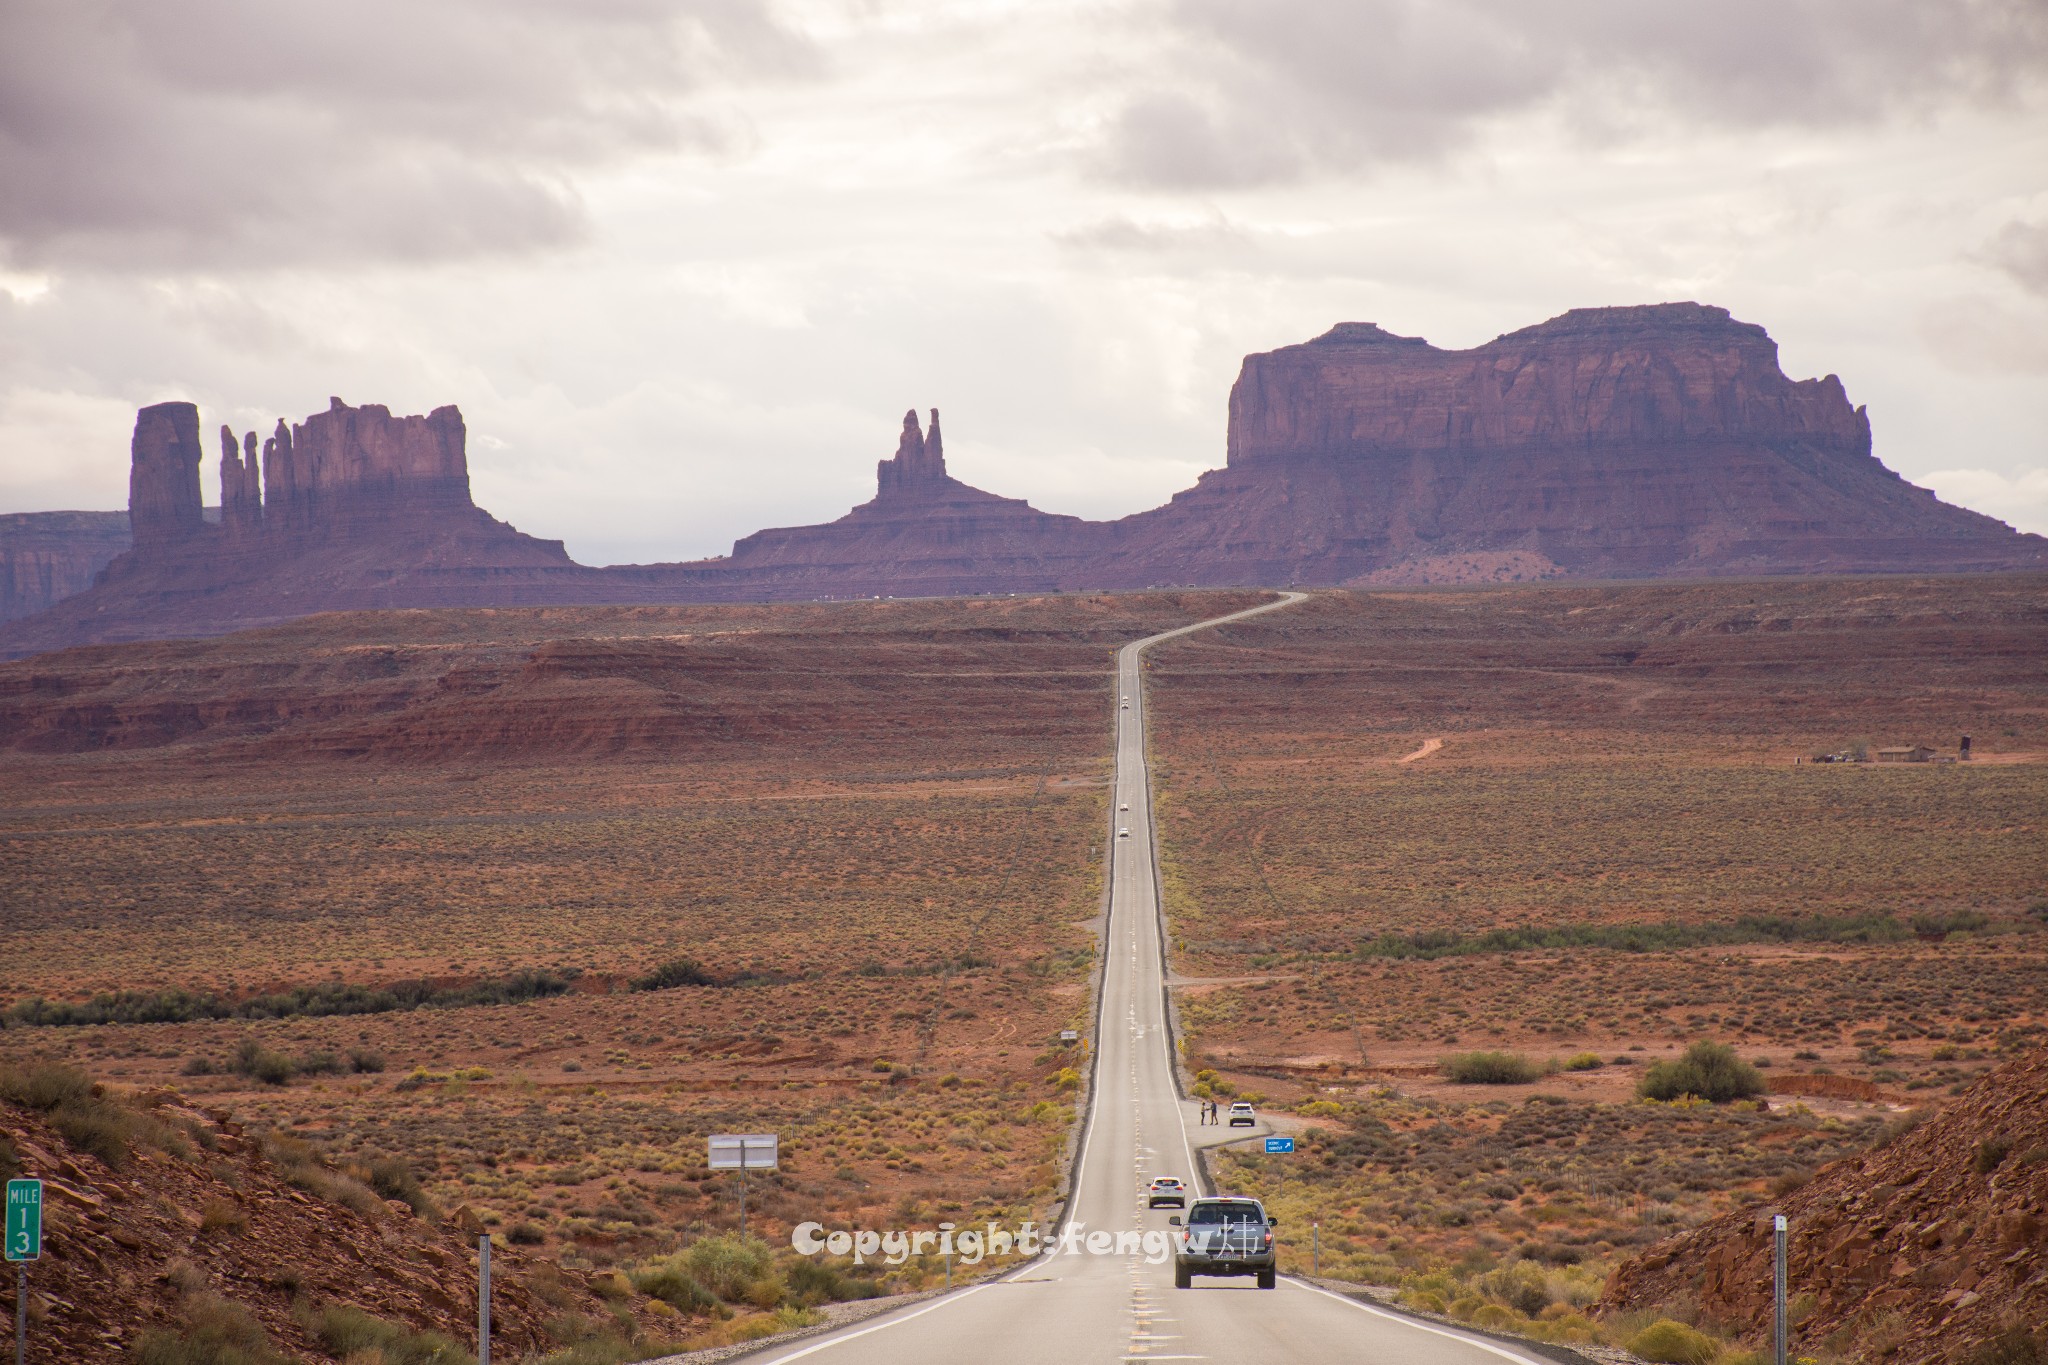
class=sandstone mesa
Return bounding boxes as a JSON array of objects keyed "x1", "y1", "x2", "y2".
[{"x1": 2, "y1": 302, "x2": 2041, "y2": 658}]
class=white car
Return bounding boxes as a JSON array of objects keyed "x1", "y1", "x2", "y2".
[
  {"x1": 1227, "y1": 1101, "x2": 1256, "y2": 1128},
  {"x1": 1118, "y1": 803, "x2": 1129, "y2": 811},
  {"x1": 1118, "y1": 827, "x2": 1131, "y2": 839},
  {"x1": 1147, "y1": 1176, "x2": 1187, "y2": 1209}
]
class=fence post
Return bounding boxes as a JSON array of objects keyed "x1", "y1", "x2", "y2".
[
  {"x1": 1773, "y1": 1214, "x2": 1787, "y2": 1365},
  {"x1": 478, "y1": 1234, "x2": 492, "y2": 1365}
]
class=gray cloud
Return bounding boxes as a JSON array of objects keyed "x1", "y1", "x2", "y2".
[
  {"x1": 1052, "y1": 209, "x2": 1254, "y2": 256},
  {"x1": 0, "y1": 0, "x2": 815, "y2": 270},
  {"x1": 1984, "y1": 220, "x2": 2048, "y2": 295},
  {"x1": 1100, "y1": 0, "x2": 2048, "y2": 188}
]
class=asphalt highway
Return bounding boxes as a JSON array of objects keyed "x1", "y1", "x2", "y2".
[{"x1": 750, "y1": 593, "x2": 1546, "y2": 1365}]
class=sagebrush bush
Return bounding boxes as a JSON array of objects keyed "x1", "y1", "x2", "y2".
[
  {"x1": 630, "y1": 1261, "x2": 723, "y2": 1317},
  {"x1": 686, "y1": 1233, "x2": 776, "y2": 1303},
  {"x1": 0, "y1": 1059, "x2": 175, "y2": 1168},
  {"x1": 1965, "y1": 1326, "x2": 2048, "y2": 1365},
  {"x1": 133, "y1": 1292, "x2": 291, "y2": 1365},
  {"x1": 353, "y1": 1155, "x2": 434, "y2": 1217},
  {"x1": 1440, "y1": 1051, "x2": 1540, "y2": 1085},
  {"x1": 1627, "y1": 1318, "x2": 1720, "y2": 1364},
  {"x1": 232, "y1": 1038, "x2": 295, "y2": 1086},
  {"x1": 1639, "y1": 1042, "x2": 1764, "y2": 1104},
  {"x1": 303, "y1": 1302, "x2": 474, "y2": 1365},
  {"x1": 1479, "y1": 1260, "x2": 1550, "y2": 1316}
]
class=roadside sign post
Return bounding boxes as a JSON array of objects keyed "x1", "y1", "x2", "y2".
[
  {"x1": 1263, "y1": 1138, "x2": 1292, "y2": 1262},
  {"x1": 1312, "y1": 1222, "x2": 1319, "y2": 1277},
  {"x1": 7, "y1": 1179, "x2": 42, "y2": 1365},
  {"x1": 1773, "y1": 1214, "x2": 1788, "y2": 1365},
  {"x1": 477, "y1": 1234, "x2": 491, "y2": 1365},
  {"x1": 708, "y1": 1135, "x2": 779, "y2": 1235}
]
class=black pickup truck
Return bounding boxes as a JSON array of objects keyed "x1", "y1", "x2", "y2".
[{"x1": 1170, "y1": 1197, "x2": 1278, "y2": 1289}]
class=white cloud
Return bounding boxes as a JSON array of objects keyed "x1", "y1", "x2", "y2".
[
  {"x1": 1920, "y1": 468, "x2": 2048, "y2": 535},
  {"x1": 0, "y1": 0, "x2": 2042, "y2": 562}
]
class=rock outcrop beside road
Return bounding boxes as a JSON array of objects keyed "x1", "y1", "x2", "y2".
[
  {"x1": 0, "y1": 1071, "x2": 648, "y2": 1361},
  {"x1": 1602, "y1": 1048, "x2": 2048, "y2": 1362}
]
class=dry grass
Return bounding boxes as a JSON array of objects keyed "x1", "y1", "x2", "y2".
[
  {"x1": 0, "y1": 591, "x2": 1265, "y2": 1276},
  {"x1": 1149, "y1": 574, "x2": 2048, "y2": 1351}
]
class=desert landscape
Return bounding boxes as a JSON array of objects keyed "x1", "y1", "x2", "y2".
[
  {"x1": 1143, "y1": 575, "x2": 2048, "y2": 1358},
  {"x1": 3, "y1": 6, "x2": 2044, "y2": 1361},
  {"x1": 0, "y1": 592, "x2": 1261, "y2": 1357},
  {"x1": 2, "y1": 575, "x2": 2043, "y2": 1362}
]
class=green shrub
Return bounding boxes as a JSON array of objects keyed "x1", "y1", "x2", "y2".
[
  {"x1": 10, "y1": 969, "x2": 580, "y2": 1030},
  {"x1": 1639, "y1": 1042, "x2": 1765, "y2": 1103},
  {"x1": 232, "y1": 1039, "x2": 295, "y2": 1086},
  {"x1": 786, "y1": 1259, "x2": 883, "y2": 1306},
  {"x1": 1561, "y1": 1052, "x2": 1604, "y2": 1072},
  {"x1": 685, "y1": 1234, "x2": 775, "y2": 1303},
  {"x1": 1480, "y1": 1260, "x2": 1551, "y2": 1316},
  {"x1": 304, "y1": 1302, "x2": 474, "y2": 1365},
  {"x1": 629, "y1": 1262, "x2": 722, "y2": 1316},
  {"x1": 1440, "y1": 1051, "x2": 1540, "y2": 1084},
  {"x1": 1627, "y1": 1319, "x2": 1720, "y2": 1364},
  {"x1": 634, "y1": 958, "x2": 717, "y2": 991},
  {"x1": 1, "y1": 1060, "x2": 162, "y2": 1168},
  {"x1": 0, "y1": 1060, "x2": 93, "y2": 1111},
  {"x1": 355, "y1": 1156, "x2": 433, "y2": 1217}
]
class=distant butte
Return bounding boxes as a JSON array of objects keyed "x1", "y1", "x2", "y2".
[{"x1": 2, "y1": 303, "x2": 2042, "y2": 657}]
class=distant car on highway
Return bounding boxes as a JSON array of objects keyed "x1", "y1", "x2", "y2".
[
  {"x1": 1170, "y1": 1197, "x2": 1277, "y2": 1289},
  {"x1": 1119, "y1": 802, "x2": 1129, "y2": 811},
  {"x1": 1146, "y1": 1176, "x2": 1186, "y2": 1208},
  {"x1": 1118, "y1": 827, "x2": 1131, "y2": 839},
  {"x1": 1226, "y1": 1101, "x2": 1256, "y2": 1127}
]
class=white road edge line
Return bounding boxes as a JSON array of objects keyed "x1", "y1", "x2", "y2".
[
  {"x1": 1286, "y1": 1279, "x2": 1551, "y2": 1365},
  {"x1": 751, "y1": 1284, "x2": 998, "y2": 1365}
]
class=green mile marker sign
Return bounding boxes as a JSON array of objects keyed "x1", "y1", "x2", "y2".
[{"x1": 5, "y1": 1179, "x2": 40, "y2": 1261}]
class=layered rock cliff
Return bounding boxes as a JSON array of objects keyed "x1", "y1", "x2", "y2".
[
  {"x1": 711, "y1": 408, "x2": 1098, "y2": 597},
  {"x1": 1092, "y1": 303, "x2": 2041, "y2": 585},
  {"x1": 2, "y1": 303, "x2": 2042, "y2": 658},
  {"x1": 0, "y1": 511, "x2": 133, "y2": 623},
  {"x1": 2, "y1": 398, "x2": 584, "y2": 655}
]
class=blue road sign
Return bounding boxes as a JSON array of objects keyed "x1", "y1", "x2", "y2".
[{"x1": 1264, "y1": 1136, "x2": 1294, "y2": 1154}]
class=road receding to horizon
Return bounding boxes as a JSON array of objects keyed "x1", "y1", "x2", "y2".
[{"x1": 735, "y1": 590, "x2": 1557, "y2": 1365}]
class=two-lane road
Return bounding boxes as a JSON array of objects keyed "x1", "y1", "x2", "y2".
[{"x1": 751, "y1": 594, "x2": 1544, "y2": 1364}]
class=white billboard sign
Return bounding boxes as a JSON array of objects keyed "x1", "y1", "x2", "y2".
[{"x1": 708, "y1": 1133, "x2": 779, "y2": 1171}]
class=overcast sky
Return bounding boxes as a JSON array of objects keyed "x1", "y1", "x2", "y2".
[{"x1": 2, "y1": 0, "x2": 2044, "y2": 564}]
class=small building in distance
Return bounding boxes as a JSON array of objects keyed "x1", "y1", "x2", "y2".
[{"x1": 1875, "y1": 745, "x2": 1939, "y2": 763}]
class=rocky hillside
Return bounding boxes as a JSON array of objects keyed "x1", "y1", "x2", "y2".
[
  {"x1": 0, "y1": 1061, "x2": 662, "y2": 1362},
  {"x1": 1602, "y1": 1048, "x2": 2048, "y2": 1362}
]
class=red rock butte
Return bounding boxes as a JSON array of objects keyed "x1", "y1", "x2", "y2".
[{"x1": 2, "y1": 303, "x2": 2042, "y2": 657}]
